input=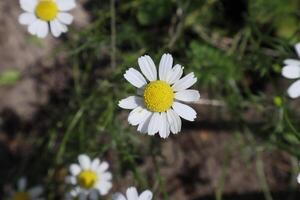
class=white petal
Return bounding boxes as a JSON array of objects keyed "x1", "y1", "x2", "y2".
[
  {"x1": 65, "y1": 176, "x2": 77, "y2": 184},
  {"x1": 284, "y1": 59, "x2": 300, "y2": 66},
  {"x1": 89, "y1": 189, "x2": 99, "y2": 200},
  {"x1": 175, "y1": 90, "x2": 200, "y2": 102},
  {"x1": 118, "y1": 96, "x2": 143, "y2": 109},
  {"x1": 128, "y1": 107, "x2": 151, "y2": 126},
  {"x1": 57, "y1": 12, "x2": 74, "y2": 25},
  {"x1": 295, "y1": 43, "x2": 300, "y2": 58},
  {"x1": 166, "y1": 64, "x2": 184, "y2": 84},
  {"x1": 98, "y1": 172, "x2": 112, "y2": 181},
  {"x1": 139, "y1": 190, "x2": 153, "y2": 200},
  {"x1": 137, "y1": 112, "x2": 152, "y2": 134},
  {"x1": 78, "y1": 154, "x2": 91, "y2": 170},
  {"x1": 28, "y1": 19, "x2": 40, "y2": 35},
  {"x1": 20, "y1": 0, "x2": 37, "y2": 12},
  {"x1": 147, "y1": 112, "x2": 160, "y2": 135},
  {"x1": 159, "y1": 53, "x2": 173, "y2": 81},
  {"x1": 159, "y1": 112, "x2": 170, "y2": 138},
  {"x1": 126, "y1": 187, "x2": 139, "y2": 200},
  {"x1": 124, "y1": 68, "x2": 147, "y2": 88},
  {"x1": 281, "y1": 65, "x2": 300, "y2": 79},
  {"x1": 56, "y1": 0, "x2": 76, "y2": 11},
  {"x1": 297, "y1": 174, "x2": 300, "y2": 184},
  {"x1": 96, "y1": 181, "x2": 112, "y2": 195},
  {"x1": 36, "y1": 21, "x2": 49, "y2": 38},
  {"x1": 138, "y1": 55, "x2": 157, "y2": 81},
  {"x1": 28, "y1": 186, "x2": 43, "y2": 198},
  {"x1": 172, "y1": 102, "x2": 197, "y2": 121},
  {"x1": 287, "y1": 80, "x2": 300, "y2": 99},
  {"x1": 19, "y1": 13, "x2": 37, "y2": 25},
  {"x1": 50, "y1": 19, "x2": 67, "y2": 37},
  {"x1": 91, "y1": 158, "x2": 100, "y2": 171},
  {"x1": 69, "y1": 164, "x2": 81, "y2": 176},
  {"x1": 166, "y1": 109, "x2": 181, "y2": 134},
  {"x1": 97, "y1": 161, "x2": 109, "y2": 173},
  {"x1": 172, "y1": 72, "x2": 197, "y2": 91},
  {"x1": 78, "y1": 193, "x2": 87, "y2": 200},
  {"x1": 18, "y1": 177, "x2": 27, "y2": 191},
  {"x1": 112, "y1": 193, "x2": 126, "y2": 200}
]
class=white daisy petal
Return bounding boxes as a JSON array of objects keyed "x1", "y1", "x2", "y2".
[
  {"x1": 69, "y1": 164, "x2": 81, "y2": 176},
  {"x1": 295, "y1": 43, "x2": 300, "y2": 58},
  {"x1": 297, "y1": 173, "x2": 300, "y2": 184},
  {"x1": 166, "y1": 109, "x2": 181, "y2": 134},
  {"x1": 20, "y1": 0, "x2": 38, "y2": 13},
  {"x1": 166, "y1": 64, "x2": 184, "y2": 84},
  {"x1": 159, "y1": 53, "x2": 173, "y2": 81},
  {"x1": 126, "y1": 187, "x2": 139, "y2": 200},
  {"x1": 65, "y1": 176, "x2": 77, "y2": 184},
  {"x1": 89, "y1": 189, "x2": 99, "y2": 200},
  {"x1": 50, "y1": 19, "x2": 63, "y2": 37},
  {"x1": 56, "y1": 0, "x2": 76, "y2": 11},
  {"x1": 172, "y1": 72, "x2": 197, "y2": 91},
  {"x1": 96, "y1": 181, "x2": 112, "y2": 195},
  {"x1": 28, "y1": 20, "x2": 40, "y2": 35},
  {"x1": 112, "y1": 193, "x2": 127, "y2": 200},
  {"x1": 287, "y1": 79, "x2": 300, "y2": 98},
  {"x1": 118, "y1": 96, "x2": 143, "y2": 109},
  {"x1": 138, "y1": 55, "x2": 157, "y2": 81},
  {"x1": 78, "y1": 193, "x2": 87, "y2": 200},
  {"x1": 137, "y1": 112, "x2": 152, "y2": 134},
  {"x1": 36, "y1": 21, "x2": 49, "y2": 38},
  {"x1": 28, "y1": 186, "x2": 43, "y2": 198},
  {"x1": 18, "y1": 177, "x2": 27, "y2": 191},
  {"x1": 172, "y1": 102, "x2": 197, "y2": 121},
  {"x1": 97, "y1": 161, "x2": 109, "y2": 173},
  {"x1": 57, "y1": 12, "x2": 74, "y2": 25},
  {"x1": 159, "y1": 112, "x2": 170, "y2": 138},
  {"x1": 19, "y1": 13, "x2": 37, "y2": 25},
  {"x1": 175, "y1": 90, "x2": 200, "y2": 102},
  {"x1": 284, "y1": 59, "x2": 300, "y2": 66},
  {"x1": 281, "y1": 65, "x2": 300, "y2": 79},
  {"x1": 124, "y1": 68, "x2": 147, "y2": 88},
  {"x1": 147, "y1": 113, "x2": 161, "y2": 135},
  {"x1": 91, "y1": 158, "x2": 100, "y2": 171},
  {"x1": 99, "y1": 172, "x2": 112, "y2": 181},
  {"x1": 78, "y1": 154, "x2": 91, "y2": 170},
  {"x1": 139, "y1": 190, "x2": 153, "y2": 200},
  {"x1": 128, "y1": 107, "x2": 151, "y2": 126}
]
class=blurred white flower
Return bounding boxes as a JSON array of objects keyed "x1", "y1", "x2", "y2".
[
  {"x1": 112, "y1": 187, "x2": 153, "y2": 200},
  {"x1": 65, "y1": 154, "x2": 112, "y2": 200},
  {"x1": 281, "y1": 43, "x2": 300, "y2": 98},
  {"x1": 8, "y1": 177, "x2": 44, "y2": 200},
  {"x1": 119, "y1": 53, "x2": 200, "y2": 138},
  {"x1": 18, "y1": 0, "x2": 76, "y2": 38}
]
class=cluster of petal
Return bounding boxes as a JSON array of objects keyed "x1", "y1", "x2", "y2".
[
  {"x1": 113, "y1": 187, "x2": 153, "y2": 200},
  {"x1": 65, "y1": 154, "x2": 112, "y2": 200},
  {"x1": 8, "y1": 177, "x2": 44, "y2": 200},
  {"x1": 19, "y1": 0, "x2": 75, "y2": 38},
  {"x1": 119, "y1": 53, "x2": 200, "y2": 138},
  {"x1": 281, "y1": 43, "x2": 300, "y2": 98}
]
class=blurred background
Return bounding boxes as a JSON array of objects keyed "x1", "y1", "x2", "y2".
[{"x1": 1, "y1": 0, "x2": 300, "y2": 199}]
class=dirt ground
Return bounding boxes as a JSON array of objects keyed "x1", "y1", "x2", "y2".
[{"x1": 0, "y1": 1, "x2": 300, "y2": 200}]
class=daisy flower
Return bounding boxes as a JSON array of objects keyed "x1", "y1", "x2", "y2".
[
  {"x1": 8, "y1": 177, "x2": 44, "y2": 200},
  {"x1": 112, "y1": 187, "x2": 153, "y2": 200},
  {"x1": 65, "y1": 154, "x2": 112, "y2": 200},
  {"x1": 118, "y1": 53, "x2": 200, "y2": 138},
  {"x1": 281, "y1": 42, "x2": 300, "y2": 98},
  {"x1": 18, "y1": 0, "x2": 76, "y2": 38}
]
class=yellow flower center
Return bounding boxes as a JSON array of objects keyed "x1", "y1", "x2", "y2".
[
  {"x1": 12, "y1": 192, "x2": 30, "y2": 200},
  {"x1": 143, "y1": 80, "x2": 174, "y2": 112},
  {"x1": 77, "y1": 170, "x2": 98, "y2": 189},
  {"x1": 35, "y1": 0, "x2": 58, "y2": 21}
]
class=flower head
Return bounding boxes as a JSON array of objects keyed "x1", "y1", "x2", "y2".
[
  {"x1": 65, "y1": 154, "x2": 112, "y2": 200},
  {"x1": 281, "y1": 43, "x2": 300, "y2": 98},
  {"x1": 112, "y1": 187, "x2": 153, "y2": 200},
  {"x1": 18, "y1": 0, "x2": 76, "y2": 38},
  {"x1": 8, "y1": 177, "x2": 44, "y2": 200},
  {"x1": 119, "y1": 53, "x2": 200, "y2": 138}
]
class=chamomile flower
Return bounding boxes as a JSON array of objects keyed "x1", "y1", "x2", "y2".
[
  {"x1": 118, "y1": 53, "x2": 200, "y2": 138},
  {"x1": 8, "y1": 177, "x2": 44, "y2": 200},
  {"x1": 18, "y1": 0, "x2": 76, "y2": 38},
  {"x1": 112, "y1": 187, "x2": 153, "y2": 200},
  {"x1": 65, "y1": 154, "x2": 112, "y2": 200},
  {"x1": 281, "y1": 43, "x2": 300, "y2": 98}
]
